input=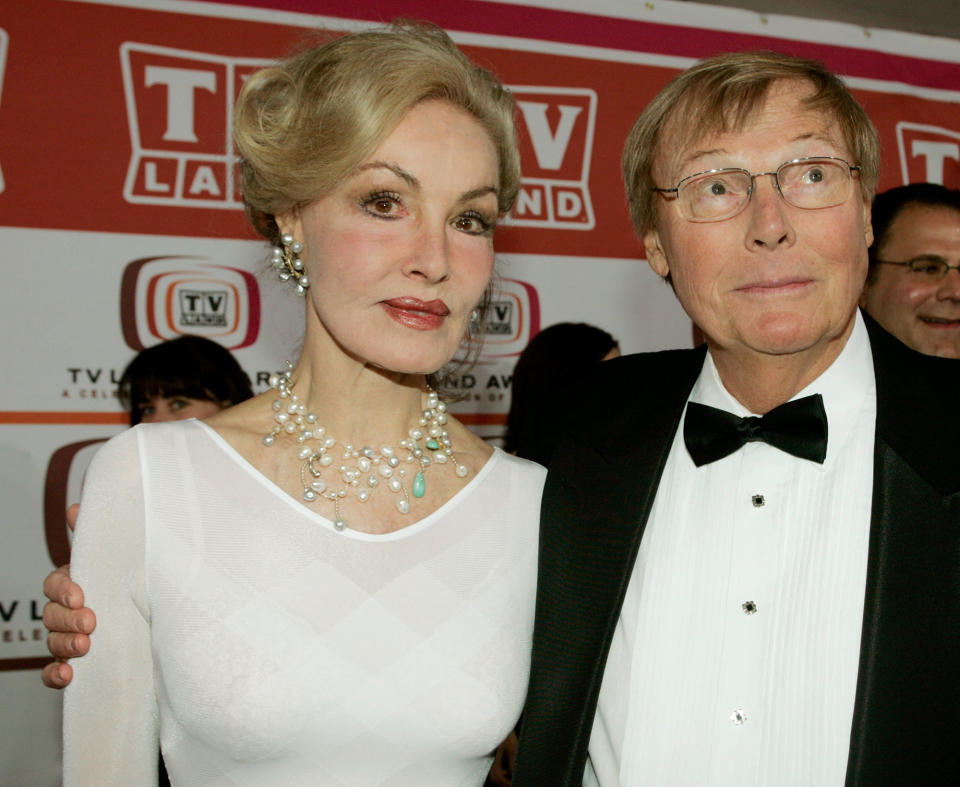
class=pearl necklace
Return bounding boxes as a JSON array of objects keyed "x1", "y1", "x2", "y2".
[{"x1": 262, "y1": 364, "x2": 468, "y2": 531}]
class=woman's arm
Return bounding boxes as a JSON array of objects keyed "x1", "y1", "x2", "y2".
[{"x1": 62, "y1": 428, "x2": 158, "y2": 786}]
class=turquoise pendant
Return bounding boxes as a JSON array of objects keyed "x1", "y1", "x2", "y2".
[
  {"x1": 426, "y1": 438, "x2": 440, "y2": 450},
  {"x1": 413, "y1": 470, "x2": 426, "y2": 498}
]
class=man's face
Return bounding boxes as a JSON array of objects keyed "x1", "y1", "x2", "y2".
[
  {"x1": 860, "y1": 204, "x2": 960, "y2": 358},
  {"x1": 643, "y1": 80, "x2": 872, "y2": 372}
]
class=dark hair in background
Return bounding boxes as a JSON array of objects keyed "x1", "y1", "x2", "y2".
[
  {"x1": 505, "y1": 322, "x2": 619, "y2": 460},
  {"x1": 118, "y1": 335, "x2": 255, "y2": 426},
  {"x1": 868, "y1": 182, "x2": 960, "y2": 284}
]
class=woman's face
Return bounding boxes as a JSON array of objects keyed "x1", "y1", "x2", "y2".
[
  {"x1": 281, "y1": 100, "x2": 501, "y2": 376},
  {"x1": 137, "y1": 395, "x2": 223, "y2": 424}
]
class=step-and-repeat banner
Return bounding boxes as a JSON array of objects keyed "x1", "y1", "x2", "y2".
[{"x1": 1, "y1": 0, "x2": 958, "y2": 781}]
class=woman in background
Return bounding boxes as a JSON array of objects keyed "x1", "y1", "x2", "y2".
[{"x1": 118, "y1": 335, "x2": 254, "y2": 425}]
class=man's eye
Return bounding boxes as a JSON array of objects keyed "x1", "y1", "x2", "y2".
[
  {"x1": 911, "y1": 260, "x2": 944, "y2": 275},
  {"x1": 690, "y1": 176, "x2": 741, "y2": 200},
  {"x1": 170, "y1": 399, "x2": 188, "y2": 411},
  {"x1": 139, "y1": 405, "x2": 154, "y2": 416}
]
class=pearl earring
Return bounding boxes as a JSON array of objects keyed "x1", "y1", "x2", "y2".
[{"x1": 271, "y1": 234, "x2": 309, "y2": 294}]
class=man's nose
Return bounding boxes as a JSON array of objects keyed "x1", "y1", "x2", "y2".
[
  {"x1": 936, "y1": 264, "x2": 960, "y2": 300},
  {"x1": 744, "y1": 173, "x2": 795, "y2": 250}
]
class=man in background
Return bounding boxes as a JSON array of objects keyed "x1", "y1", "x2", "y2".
[{"x1": 860, "y1": 182, "x2": 960, "y2": 358}]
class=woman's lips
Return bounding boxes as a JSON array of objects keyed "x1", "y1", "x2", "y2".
[{"x1": 381, "y1": 297, "x2": 451, "y2": 330}]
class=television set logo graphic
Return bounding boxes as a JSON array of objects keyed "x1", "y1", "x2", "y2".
[
  {"x1": 119, "y1": 256, "x2": 261, "y2": 351},
  {"x1": 43, "y1": 440, "x2": 108, "y2": 566},
  {"x1": 0, "y1": 28, "x2": 8, "y2": 194},
  {"x1": 896, "y1": 122, "x2": 960, "y2": 186},
  {"x1": 120, "y1": 42, "x2": 266, "y2": 208},
  {"x1": 179, "y1": 289, "x2": 229, "y2": 327},
  {"x1": 479, "y1": 277, "x2": 541, "y2": 359},
  {"x1": 506, "y1": 87, "x2": 597, "y2": 230}
]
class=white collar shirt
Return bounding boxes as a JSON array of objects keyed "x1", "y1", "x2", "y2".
[{"x1": 585, "y1": 312, "x2": 876, "y2": 786}]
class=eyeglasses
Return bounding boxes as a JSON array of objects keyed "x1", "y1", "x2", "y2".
[
  {"x1": 876, "y1": 256, "x2": 960, "y2": 279},
  {"x1": 653, "y1": 156, "x2": 861, "y2": 223}
]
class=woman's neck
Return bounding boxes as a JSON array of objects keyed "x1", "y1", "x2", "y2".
[{"x1": 283, "y1": 340, "x2": 432, "y2": 447}]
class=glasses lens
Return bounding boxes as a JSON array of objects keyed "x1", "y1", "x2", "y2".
[
  {"x1": 907, "y1": 258, "x2": 948, "y2": 276},
  {"x1": 778, "y1": 158, "x2": 852, "y2": 209},
  {"x1": 678, "y1": 170, "x2": 752, "y2": 221}
]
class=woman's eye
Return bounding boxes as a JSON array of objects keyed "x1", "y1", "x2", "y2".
[
  {"x1": 362, "y1": 192, "x2": 401, "y2": 217},
  {"x1": 170, "y1": 398, "x2": 188, "y2": 411},
  {"x1": 453, "y1": 212, "x2": 492, "y2": 235},
  {"x1": 139, "y1": 404, "x2": 154, "y2": 416}
]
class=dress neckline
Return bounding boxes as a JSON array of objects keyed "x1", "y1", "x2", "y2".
[{"x1": 179, "y1": 419, "x2": 502, "y2": 541}]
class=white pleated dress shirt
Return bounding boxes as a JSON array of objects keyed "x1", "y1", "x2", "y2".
[{"x1": 585, "y1": 312, "x2": 877, "y2": 786}]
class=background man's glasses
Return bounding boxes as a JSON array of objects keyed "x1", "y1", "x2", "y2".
[
  {"x1": 876, "y1": 256, "x2": 960, "y2": 278},
  {"x1": 654, "y1": 156, "x2": 861, "y2": 222}
]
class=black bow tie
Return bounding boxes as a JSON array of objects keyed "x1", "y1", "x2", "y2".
[{"x1": 683, "y1": 394, "x2": 828, "y2": 467}]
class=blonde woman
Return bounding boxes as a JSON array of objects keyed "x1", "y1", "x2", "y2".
[{"x1": 61, "y1": 22, "x2": 543, "y2": 785}]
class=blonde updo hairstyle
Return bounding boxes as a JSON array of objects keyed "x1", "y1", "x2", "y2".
[{"x1": 234, "y1": 20, "x2": 521, "y2": 244}]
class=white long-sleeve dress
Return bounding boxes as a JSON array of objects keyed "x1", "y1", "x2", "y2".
[{"x1": 63, "y1": 419, "x2": 544, "y2": 786}]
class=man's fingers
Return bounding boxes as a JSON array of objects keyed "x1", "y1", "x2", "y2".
[
  {"x1": 43, "y1": 601, "x2": 96, "y2": 635},
  {"x1": 46, "y1": 631, "x2": 91, "y2": 660},
  {"x1": 66, "y1": 503, "x2": 79, "y2": 532},
  {"x1": 41, "y1": 660, "x2": 74, "y2": 690},
  {"x1": 42, "y1": 565, "x2": 83, "y2": 609}
]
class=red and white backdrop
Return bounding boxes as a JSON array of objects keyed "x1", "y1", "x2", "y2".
[{"x1": 1, "y1": 0, "x2": 957, "y2": 780}]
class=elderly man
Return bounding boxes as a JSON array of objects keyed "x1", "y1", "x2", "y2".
[
  {"x1": 513, "y1": 52, "x2": 959, "y2": 785},
  {"x1": 860, "y1": 182, "x2": 960, "y2": 358}
]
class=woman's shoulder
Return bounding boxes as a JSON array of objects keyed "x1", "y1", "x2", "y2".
[
  {"x1": 480, "y1": 447, "x2": 547, "y2": 503},
  {"x1": 493, "y1": 447, "x2": 548, "y2": 479},
  {"x1": 85, "y1": 420, "x2": 205, "y2": 481}
]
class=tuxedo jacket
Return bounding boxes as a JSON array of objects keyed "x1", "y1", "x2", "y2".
[{"x1": 513, "y1": 315, "x2": 960, "y2": 786}]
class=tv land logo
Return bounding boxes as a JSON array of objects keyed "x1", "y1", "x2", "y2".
[
  {"x1": 43, "y1": 440, "x2": 108, "y2": 566},
  {"x1": 507, "y1": 87, "x2": 597, "y2": 230},
  {"x1": 119, "y1": 256, "x2": 261, "y2": 351},
  {"x1": 479, "y1": 277, "x2": 541, "y2": 359},
  {"x1": 119, "y1": 43, "x2": 597, "y2": 229},
  {"x1": 120, "y1": 42, "x2": 264, "y2": 208},
  {"x1": 0, "y1": 27, "x2": 8, "y2": 194},
  {"x1": 896, "y1": 122, "x2": 960, "y2": 186}
]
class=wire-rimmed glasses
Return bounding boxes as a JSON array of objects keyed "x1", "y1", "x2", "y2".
[
  {"x1": 875, "y1": 256, "x2": 960, "y2": 279},
  {"x1": 653, "y1": 156, "x2": 862, "y2": 223}
]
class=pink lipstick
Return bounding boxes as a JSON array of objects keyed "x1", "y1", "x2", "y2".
[{"x1": 381, "y1": 297, "x2": 451, "y2": 330}]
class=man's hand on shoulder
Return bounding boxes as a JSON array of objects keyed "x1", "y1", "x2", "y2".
[{"x1": 40, "y1": 504, "x2": 96, "y2": 689}]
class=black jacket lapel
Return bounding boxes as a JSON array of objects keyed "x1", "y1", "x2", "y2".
[{"x1": 515, "y1": 346, "x2": 706, "y2": 785}]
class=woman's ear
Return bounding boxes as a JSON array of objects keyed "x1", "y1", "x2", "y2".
[{"x1": 275, "y1": 208, "x2": 302, "y2": 242}]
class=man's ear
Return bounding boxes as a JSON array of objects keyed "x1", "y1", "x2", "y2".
[
  {"x1": 862, "y1": 199, "x2": 874, "y2": 248},
  {"x1": 643, "y1": 228, "x2": 670, "y2": 279}
]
